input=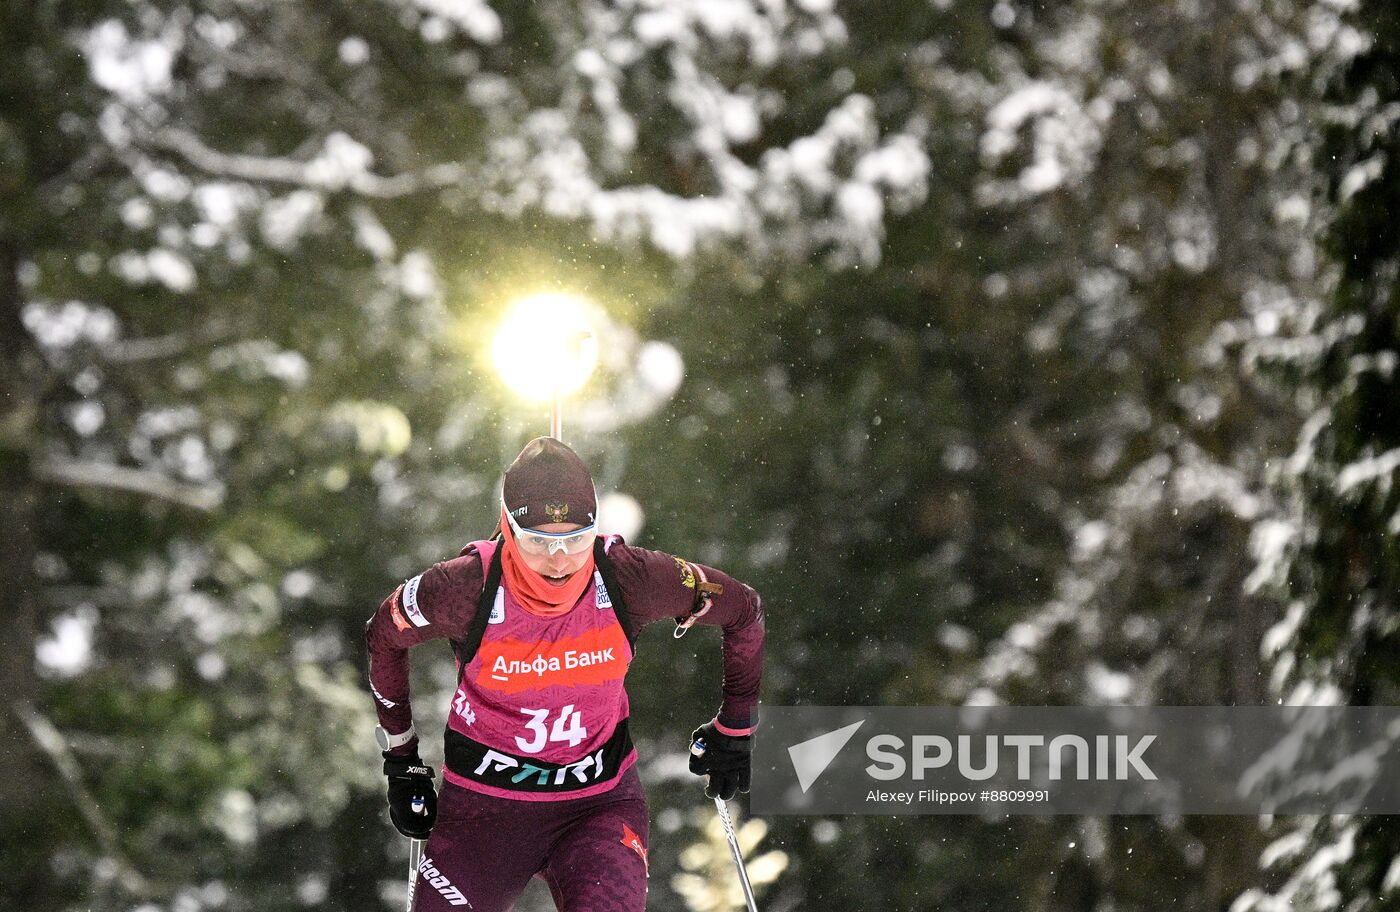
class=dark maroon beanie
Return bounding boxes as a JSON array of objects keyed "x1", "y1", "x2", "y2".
[{"x1": 503, "y1": 437, "x2": 597, "y2": 529}]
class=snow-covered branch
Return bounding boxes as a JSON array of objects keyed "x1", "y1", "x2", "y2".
[
  {"x1": 153, "y1": 128, "x2": 471, "y2": 198},
  {"x1": 13, "y1": 702, "x2": 154, "y2": 898},
  {"x1": 35, "y1": 457, "x2": 224, "y2": 511}
]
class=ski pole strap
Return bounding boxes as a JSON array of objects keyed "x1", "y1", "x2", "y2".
[{"x1": 674, "y1": 562, "x2": 723, "y2": 639}]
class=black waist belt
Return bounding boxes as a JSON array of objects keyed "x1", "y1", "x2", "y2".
[{"x1": 443, "y1": 719, "x2": 634, "y2": 794}]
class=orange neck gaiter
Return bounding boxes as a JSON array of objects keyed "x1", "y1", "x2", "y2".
[{"x1": 499, "y1": 510, "x2": 596, "y2": 618}]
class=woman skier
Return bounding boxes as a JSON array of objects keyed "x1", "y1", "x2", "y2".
[{"x1": 364, "y1": 436, "x2": 765, "y2": 911}]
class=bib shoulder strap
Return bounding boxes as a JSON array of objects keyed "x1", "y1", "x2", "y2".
[
  {"x1": 594, "y1": 537, "x2": 636, "y2": 654},
  {"x1": 452, "y1": 538, "x2": 636, "y2": 665},
  {"x1": 452, "y1": 538, "x2": 503, "y2": 667}
]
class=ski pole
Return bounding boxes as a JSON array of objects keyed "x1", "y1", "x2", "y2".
[
  {"x1": 406, "y1": 837, "x2": 423, "y2": 911},
  {"x1": 714, "y1": 795, "x2": 759, "y2": 912},
  {"x1": 405, "y1": 796, "x2": 426, "y2": 911},
  {"x1": 692, "y1": 735, "x2": 759, "y2": 912}
]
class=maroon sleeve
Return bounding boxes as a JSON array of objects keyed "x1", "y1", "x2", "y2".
[
  {"x1": 363, "y1": 547, "x2": 486, "y2": 752},
  {"x1": 607, "y1": 541, "x2": 766, "y2": 732}
]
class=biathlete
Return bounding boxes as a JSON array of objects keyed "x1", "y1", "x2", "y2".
[{"x1": 364, "y1": 437, "x2": 766, "y2": 911}]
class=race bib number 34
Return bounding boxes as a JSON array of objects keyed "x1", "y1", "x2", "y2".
[{"x1": 516, "y1": 704, "x2": 587, "y2": 754}]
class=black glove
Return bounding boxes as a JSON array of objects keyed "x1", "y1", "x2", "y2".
[
  {"x1": 383, "y1": 752, "x2": 437, "y2": 839},
  {"x1": 689, "y1": 720, "x2": 751, "y2": 801}
]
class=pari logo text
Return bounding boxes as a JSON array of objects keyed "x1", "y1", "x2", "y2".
[{"x1": 475, "y1": 747, "x2": 608, "y2": 787}]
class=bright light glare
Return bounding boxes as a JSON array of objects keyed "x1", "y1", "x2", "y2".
[{"x1": 492, "y1": 293, "x2": 599, "y2": 401}]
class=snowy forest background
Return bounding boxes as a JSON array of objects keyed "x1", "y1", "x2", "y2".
[{"x1": 4, "y1": 0, "x2": 1399, "y2": 909}]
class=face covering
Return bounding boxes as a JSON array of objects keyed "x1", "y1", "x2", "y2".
[{"x1": 499, "y1": 509, "x2": 596, "y2": 618}]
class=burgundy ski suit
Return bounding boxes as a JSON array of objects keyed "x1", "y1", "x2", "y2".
[{"x1": 365, "y1": 535, "x2": 765, "y2": 910}]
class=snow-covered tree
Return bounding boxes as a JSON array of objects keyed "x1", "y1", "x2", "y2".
[{"x1": 1235, "y1": 2, "x2": 1400, "y2": 909}]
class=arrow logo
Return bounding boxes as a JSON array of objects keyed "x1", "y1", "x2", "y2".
[{"x1": 788, "y1": 720, "x2": 866, "y2": 793}]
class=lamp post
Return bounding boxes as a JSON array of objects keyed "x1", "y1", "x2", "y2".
[{"x1": 492, "y1": 293, "x2": 599, "y2": 440}]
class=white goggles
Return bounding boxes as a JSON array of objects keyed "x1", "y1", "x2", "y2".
[{"x1": 503, "y1": 502, "x2": 597, "y2": 556}]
